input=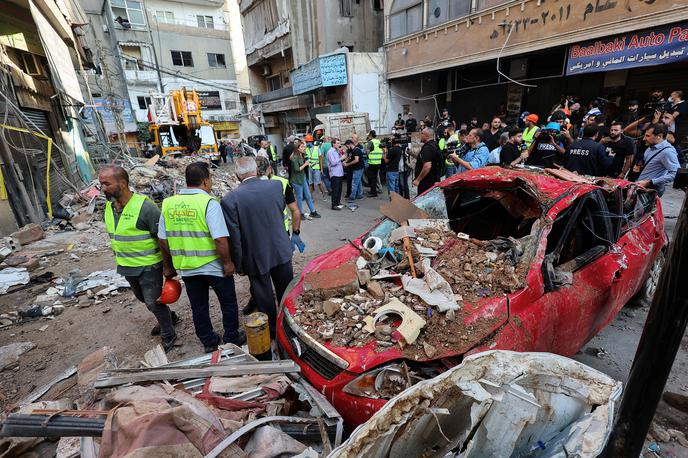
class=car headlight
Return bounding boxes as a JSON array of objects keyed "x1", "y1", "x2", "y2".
[{"x1": 343, "y1": 364, "x2": 423, "y2": 399}]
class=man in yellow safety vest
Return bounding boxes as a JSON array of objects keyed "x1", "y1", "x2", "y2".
[
  {"x1": 523, "y1": 113, "x2": 540, "y2": 149},
  {"x1": 305, "y1": 134, "x2": 327, "y2": 201},
  {"x1": 159, "y1": 162, "x2": 245, "y2": 353},
  {"x1": 366, "y1": 130, "x2": 384, "y2": 197},
  {"x1": 99, "y1": 165, "x2": 181, "y2": 351}
]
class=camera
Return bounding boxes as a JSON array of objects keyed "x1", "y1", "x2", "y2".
[
  {"x1": 639, "y1": 100, "x2": 673, "y2": 119},
  {"x1": 443, "y1": 141, "x2": 467, "y2": 159}
]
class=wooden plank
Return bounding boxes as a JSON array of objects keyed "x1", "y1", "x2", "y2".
[{"x1": 94, "y1": 360, "x2": 299, "y2": 388}]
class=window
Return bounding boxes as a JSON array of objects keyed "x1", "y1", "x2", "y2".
[
  {"x1": 111, "y1": 0, "x2": 145, "y2": 26},
  {"x1": 137, "y1": 96, "x2": 152, "y2": 110},
  {"x1": 207, "y1": 53, "x2": 226, "y2": 68},
  {"x1": 197, "y1": 15, "x2": 214, "y2": 28},
  {"x1": 155, "y1": 10, "x2": 175, "y2": 23},
  {"x1": 121, "y1": 45, "x2": 145, "y2": 70},
  {"x1": 171, "y1": 50, "x2": 193, "y2": 67},
  {"x1": 427, "y1": 0, "x2": 471, "y2": 26},
  {"x1": 373, "y1": 0, "x2": 383, "y2": 11},
  {"x1": 267, "y1": 75, "x2": 281, "y2": 91},
  {"x1": 389, "y1": 0, "x2": 422, "y2": 39},
  {"x1": 21, "y1": 53, "x2": 40, "y2": 75},
  {"x1": 340, "y1": 0, "x2": 353, "y2": 16}
]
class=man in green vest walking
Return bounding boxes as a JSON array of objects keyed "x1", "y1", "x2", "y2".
[
  {"x1": 305, "y1": 135, "x2": 327, "y2": 201},
  {"x1": 99, "y1": 166, "x2": 180, "y2": 351},
  {"x1": 159, "y1": 162, "x2": 244, "y2": 353},
  {"x1": 366, "y1": 130, "x2": 383, "y2": 197}
]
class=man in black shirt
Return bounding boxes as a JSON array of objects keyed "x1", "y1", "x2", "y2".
[
  {"x1": 343, "y1": 139, "x2": 366, "y2": 201},
  {"x1": 561, "y1": 125, "x2": 612, "y2": 176},
  {"x1": 394, "y1": 113, "x2": 405, "y2": 130},
  {"x1": 500, "y1": 129, "x2": 525, "y2": 166},
  {"x1": 436, "y1": 109, "x2": 455, "y2": 138},
  {"x1": 669, "y1": 90, "x2": 688, "y2": 143},
  {"x1": 601, "y1": 121, "x2": 636, "y2": 178},
  {"x1": 620, "y1": 100, "x2": 640, "y2": 127},
  {"x1": 413, "y1": 128, "x2": 442, "y2": 195},
  {"x1": 384, "y1": 138, "x2": 402, "y2": 197},
  {"x1": 483, "y1": 117, "x2": 503, "y2": 151},
  {"x1": 405, "y1": 113, "x2": 417, "y2": 133},
  {"x1": 526, "y1": 123, "x2": 566, "y2": 168}
]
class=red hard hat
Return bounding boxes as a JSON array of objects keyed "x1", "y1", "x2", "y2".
[{"x1": 158, "y1": 278, "x2": 182, "y2": 304}]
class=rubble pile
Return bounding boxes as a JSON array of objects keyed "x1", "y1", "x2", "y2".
[
  {"x1": 291, "y1": 219, "x2": 535, "y2": 357},
  {"x1": 0, "y1": 344, "x2": 342, "y2": 456}
]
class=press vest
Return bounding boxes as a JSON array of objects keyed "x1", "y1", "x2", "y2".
[
  {"x1": 271, "y1": 175, "x2": 290, "y2": 232},
  {"x1": 368, "y1": 138, "x2": 383, "y2": 165},
  {"x1": 161, "y1": 192, "x2": 219, "y2": 270},
  {"x1": 306, "y1": 146, "x2": 320, "y2": 170},
  {"x1": 523, "y1": 126, "x2": 539, "y2": 148},
  {"x1": 105, "y1": 194, "x2": 162, "y2": 267}
]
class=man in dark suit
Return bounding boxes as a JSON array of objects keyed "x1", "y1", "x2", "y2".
[{"x1": 221, "y1": 156, "x2": 294, "y2": 338}]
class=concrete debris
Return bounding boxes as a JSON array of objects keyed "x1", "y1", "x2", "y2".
[
  {"x1": 10, "y1": 224, "x2": 45, "y2": 246},
  {"x1": 0, "y1": 267, "x2": 30, "y2": 294},
  {"x1": 363, "y1": 299, "x2": 426, "y2": 345},
  {"x1": 0, "y1": 342, "x2": 35, "y2": 371},
  {"x1": 330, "y1": 351, "x2": 622, "y2": 458}
]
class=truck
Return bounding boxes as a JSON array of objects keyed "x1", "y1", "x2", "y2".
[
  {"x1": 313, "y1": 112, "x2": 370, "y2": 140},
  {"x1": 148, "y1": 88, "x2": 220, "y2": 162}
]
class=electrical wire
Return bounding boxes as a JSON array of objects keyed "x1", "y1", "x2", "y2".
[{"x1": 495, "y1": 24, "x2": 537, "y2": 89}]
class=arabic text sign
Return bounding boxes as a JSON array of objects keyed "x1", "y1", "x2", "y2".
[
  {"x1": 566, "y1": 22, "x2": 688, "y2": 75},
  {"x1": 292, "y1": 54, "x2": 348, "y2": 95}
]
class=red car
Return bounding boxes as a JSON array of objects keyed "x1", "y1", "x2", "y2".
[{"x1": 276, "y1": 168, "x2": 666, "y2": 427}]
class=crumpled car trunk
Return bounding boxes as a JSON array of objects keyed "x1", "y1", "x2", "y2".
[{"x1": 329, "y1": 351, "x2": 622, "y2": 458}]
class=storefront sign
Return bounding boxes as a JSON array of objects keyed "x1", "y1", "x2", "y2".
[
  {"x1": 197, "y1": 91, "x2": 222, "y2": 109},
  {"x1": 566, "y1": 22, "x2": 688, "y2": 75},
  {"x1": 291, "y1": 54, "x2": 348, "y2": 95}
]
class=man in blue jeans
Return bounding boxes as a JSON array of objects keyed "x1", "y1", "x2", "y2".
[
  {"x1": 384, "y1": 138, "x2": 402, "y2": 197},
  {"x1": 158, "y1": 162, "x2": 245, "y2": 353},
  {"x1": 343, "y1": 140, "x2": 365, "y2": 201}
]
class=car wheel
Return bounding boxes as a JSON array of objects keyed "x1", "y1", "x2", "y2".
[{"x1": 629, "y1": 249, "x2": 665, "y2": 307}]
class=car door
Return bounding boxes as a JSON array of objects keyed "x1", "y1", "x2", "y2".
[{"x1": 539, "y1": 191, "x2": 625, "y2": 355}]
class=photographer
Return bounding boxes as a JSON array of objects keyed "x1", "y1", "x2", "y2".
[
  {"x1": 446, "y1": 128, "x2": 489, "y2": 173},
  {"x1": 561, "y1": 125, "x2": 611, "y2": 177},
  {"x1": 436, "y1": 108, "x2": 456, "y2": 138},
  {"x1": 526, "y1": 122, "x2": 566, "y2": 168}
]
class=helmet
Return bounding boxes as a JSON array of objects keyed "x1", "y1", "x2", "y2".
[
  {"x1": 525, "y1": 114, "x2": 539, "y2": 123},
  {"x1": 158, "y1": 278, "x2": 182, "y2": 304},
  {"x1": 305, "y1": 134, "x2": 314, "y2": 142},
  {"x1": 545, "y1": 122, "x2": 561, "y2": 132}
]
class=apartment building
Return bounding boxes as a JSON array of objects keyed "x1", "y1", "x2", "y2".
[
  {"x1": 240, "y1": 0, "x2": 385, "y2": 143},
  {"x1": 384, "y1": 0, "x2": 688, "y2": 125},
  {"x1": 81, "y1": 0, "x2": 241, "y2": 145}
]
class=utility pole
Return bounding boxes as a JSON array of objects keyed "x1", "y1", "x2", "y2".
[
  {"x1": 141, "y1": 0, "x2": 164, "y2": 93},
  {"x1": 603, "y1": 191, "x2": 688, "y2": 456}
]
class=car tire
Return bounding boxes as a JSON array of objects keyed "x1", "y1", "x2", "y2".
[{"x1": 629, "y1": 248, "x2": 666, "y2": 308}]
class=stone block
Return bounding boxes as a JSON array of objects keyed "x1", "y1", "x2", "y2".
[
  {"x1": 303, "y1": 262, "x2": 358, "y2": 299},
  {"x1": 11, "y1": 224, "x2": 44, "y2": 246},
  {"x1": 366, "y1": 281, "x2": 385, "y2": 300}
]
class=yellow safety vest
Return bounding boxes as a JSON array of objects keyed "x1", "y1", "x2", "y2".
[
  {"x1": 271, "y1": 175, "x2": 290, "y2": 232},
  {"x1": 104, "y1": 194, "x2": 162, "y2": 267},
  {"x1": 442, "y1": 134, "x2": 459, "y2": 165},
  {"x1": 161, "y1": 192, "x2": 219, "y2": 270},
  {"x1": 523, "y1": 126, "x2": 539, "y2": 148},
  {"x1": 369, "y1": 138, "x2": 383, "y2": 165},
  {"x1": 269, "y1": 145, "x2": 278, "y2": 162},
  {"x1": 306, "y1": 146, "x2": 320, "y2": 170}
]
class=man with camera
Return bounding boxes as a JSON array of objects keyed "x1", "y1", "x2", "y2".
[
  {"x1": 526, "y1": 122, "x2": 566, "y2": 168},
  {"x1": 436, "y1": 108, "x2": 456, "y2": 139},
  {"x1": 445, "y1": 128, "x2": 489, "y2": 174}
]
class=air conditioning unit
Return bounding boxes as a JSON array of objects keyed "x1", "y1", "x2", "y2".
[
  {"x1": 261, "y1": 64, "x2": 272, "y2": 76},
  {"x1": 102, "y1": 23, "x2": 109, "y2": 33}
]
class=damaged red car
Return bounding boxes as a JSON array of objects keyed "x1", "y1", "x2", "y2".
[{"x1": 276, "y1": 168, "x2": 666, "y2": 427}]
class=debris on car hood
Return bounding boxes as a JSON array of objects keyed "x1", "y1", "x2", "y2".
[{"x1": 330, "y1": 350, "x2": 623, "y2": 458}]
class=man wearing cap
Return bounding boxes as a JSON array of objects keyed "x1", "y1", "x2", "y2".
[
  {"x1": 526, "y1": 122, "x2": 566, "y2": 168},
  {"x1": 100, "y1": 165, "x2": 180, "y2": 351},
  {"x1": 159, "y1": 162, "x2": 243, "y2": 353},
  {"x1": 523, "y1": 114, "x2": 540, "y2": 149}
]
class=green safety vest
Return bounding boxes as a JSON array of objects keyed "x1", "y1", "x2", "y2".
[
  {"x1": 369, "y1": 138, "x2": 383, "y2": 165},
  {"x1": 442, "y1": 134, "x2": 459, "y2": 165},
  {"x1": 523, "y1": 126, "x2": 538, "y2": 148},
  {"x1": 271, "y1": 175, "x2": 290, "y2": 232},
  {"x1": 269, "y1": 145, "x2": 278, "y2": 162},
  {"x1": 104, "y1": 193, "x2": 162, "y2": 267},
  {"x1": 161, "y1": 192, "x2": 219, "y2": 270},
  {"x1": 306, "y1": 146, "x2": 320, "y2": 170}
]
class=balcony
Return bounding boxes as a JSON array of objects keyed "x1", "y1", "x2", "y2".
[
  {"x1": 253, "y1": 86, "x2": 294, "y2": 103},
  {"x1": 124, "y1": 69, "x2": 159, "y2": 84}
]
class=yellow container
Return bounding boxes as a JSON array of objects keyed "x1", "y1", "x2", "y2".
[{"x1": 244, "y1": 312, "x2": 271, "y2": 356}]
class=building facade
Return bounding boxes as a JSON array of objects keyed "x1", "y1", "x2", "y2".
[
  {"x1": 383, "y1": 0, "x2": 688, "y2": 126},
  {"x1": 0, "y1": 0, "x2": 93, "y2": 234},
  {"x1": 240, "y1": 0, "x2": 385, "y2": 144},
  {"x1": 81, "y1": 0, "x2": 241, "y2": 148}
]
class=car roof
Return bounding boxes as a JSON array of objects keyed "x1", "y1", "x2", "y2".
[{"x1": 438, "y1": 167, "x2": 615, "y2": 202}]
